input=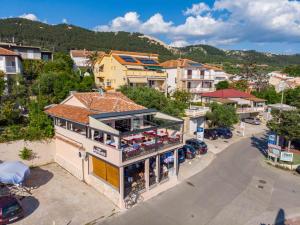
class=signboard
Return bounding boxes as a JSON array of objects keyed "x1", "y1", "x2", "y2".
[
  {"x1": 240, "y1": 122, "x2": 245, "y2": 129},
  {"x1": 268, "y1": 146, "x2": 281, "y2": 158},
  {"x1": 93, "y1": 146, "x2": 107, "y2": 157},
  {"x1": 268, "y1": 133, "x2": 277, "y2": 146},
  {"x1": 196, "y1": 127, "x2": 204, "y2": 141},
  {"x1": 280, "y1": 152, "x2": 293, "y2": 162}
]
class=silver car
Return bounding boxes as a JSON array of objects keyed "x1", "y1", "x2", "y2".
[{"x1": 242, "y1": 117, "x2": 261, "y2": 125}]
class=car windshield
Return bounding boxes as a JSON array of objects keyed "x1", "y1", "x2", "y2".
[{"x1": 2, "y1": 202, "x2": 21, "y2": 219}]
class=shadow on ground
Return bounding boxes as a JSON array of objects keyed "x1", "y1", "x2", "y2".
[
  {"x1": 25, "y1": 167, "x2": 53, "y2": 189},
  {"x1": 251, "y1": 133, "x2": 268, "y2": 157},
  {"x1": 20, "y1": 196, "x2": 40, "y2": 219}
]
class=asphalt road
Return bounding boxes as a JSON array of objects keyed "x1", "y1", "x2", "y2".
[{"x1": 98, "y1": 134, "x2": 300, "y2": 225}]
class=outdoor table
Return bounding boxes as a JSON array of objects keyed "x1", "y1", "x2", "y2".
[{"x1": 123, "y1": 134, "x2": 144, "y2": 142}]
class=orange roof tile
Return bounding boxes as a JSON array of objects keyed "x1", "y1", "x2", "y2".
[
  {"x1": 70, "y1": 50, "x2": 105, "y2": 58},
  {"x1": 161, "y1": 59, "x2": 200, "y2": 68},
  {"x1": 0, "y1": 47, "x2": 19, "y2": 56},
  {"x1": 45, "y1": 104, "x2": 94, "y2": 124}
]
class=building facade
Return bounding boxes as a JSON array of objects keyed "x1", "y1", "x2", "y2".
[
  {"x1": 93, "y1": 50, "x2": 167, "y2": 92},
  {"x1": 70, "y1": 50, "x2": 105, "y2": 68},
  {"x1": 0, "y1": 43, "x2": 52, "y2": 61},
  {"x1": 200, "y1": 89, "x2": 266, "y2": 119},
  {"x1": 45, "y1": 92, "x2": 184, "y2": 208},
  {"x1": 161, "y1": 59, "x2": 228, "y2": 101}
]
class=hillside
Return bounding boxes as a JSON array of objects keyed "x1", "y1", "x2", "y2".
[{"x1": 0, "y1": 18, "x2": 299, "y2": 66}]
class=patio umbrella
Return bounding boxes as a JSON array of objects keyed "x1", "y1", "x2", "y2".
[{"x1": 0, "y1": 161, "x2": 30, "y2": 185}]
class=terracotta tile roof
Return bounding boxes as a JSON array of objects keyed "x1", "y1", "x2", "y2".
[
  {"x1": 45, "y1": 104, "x2": 94, "y2": 124},
  {"x1": 161, "y1": 58, "x2": 201, "y2": 68},
  {"x1": 70, "y1": 50, "x2": 105, "y2": 58},
  {"x1": 201, "y1": 89, "x2": 254, "y2": 98},
  {"x1": 245, "y1": 97, "x2": 266, "y2": 102},
  {"x1": 0, "y1": 47, "x2": 19, "y2": 56},
  {"x1": 46, "y1": 92, "x2": 147, "y2": 124},
  {"x1": 73, "y1": 92, "x2": 146, "y2": 113}
]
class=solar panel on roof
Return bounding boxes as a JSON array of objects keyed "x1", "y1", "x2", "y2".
[
  {"x1": 188, "y1": 63, "x2": 203, "y2": 67},
  {"x1": 120, "y1": 55, "x2": 137, "y2": 63},
  {"x1": 137, "y1": 58, "x2": 158, "y2": 65}
]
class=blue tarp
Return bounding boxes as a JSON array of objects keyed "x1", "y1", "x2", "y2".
[{"x1": 0, "y1": 161, "x2": 30, "y2": 185}]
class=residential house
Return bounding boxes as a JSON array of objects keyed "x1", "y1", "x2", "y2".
[
  {"x1": 45, "y1": 91, "x2": 183, "y2": 208},
  {"x1": 93, "y1": 50, "x2": 167, "y2": 92},
  {"x1": 0, "y1": 42, "x2": 52, "y2": 61},
  {"x1": 200, "y1": 89, "x2": 266, "y2": 118},
  {"x1": 70, "y1": 50, "x2": 105, "y2": 68},
  {"x1": 161, "y1": 59, "x2": 228, "y2": 101}
]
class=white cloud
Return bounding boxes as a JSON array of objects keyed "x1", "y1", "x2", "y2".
[
  {"x1": 19, "y1": 13, "x2": 38, "y2": 21},
  {"x1": 183, "y1": 2, "x2": 210, "y2": 16},
  {"x1": 62, "y1": 18, "x2": 68, "y2": 24},
  {"x1": 94, "y1": 0, "x2": 300, "y2": 47}
]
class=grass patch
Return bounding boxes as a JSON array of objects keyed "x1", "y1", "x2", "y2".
[{"x1": 292, "y1": 153, "x2": 300, "y2": 165}]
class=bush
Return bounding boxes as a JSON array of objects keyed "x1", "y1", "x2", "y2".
[
  {"x1": 0, "y1": 125, "x2": 26, "y2": 143},
  {"x1": 19, "y1": 147, "x2": 33, "y2": 160}
]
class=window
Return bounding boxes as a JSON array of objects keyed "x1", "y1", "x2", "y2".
[
  {"x1": 200, "y1": 70, "x2": 205, "y2": 76},
  {"x1": 187, "y1": 82, "x2": 191, "y2": 89},
  {"x1": 187, "y1": 70, "x2": 192, "y2": 75},
  {"x1": 149, "y1": 80, "x2": 155, "y2": 87},
  {"x1": 106, "y1": 81, "x2": 112, "y2": 87}
]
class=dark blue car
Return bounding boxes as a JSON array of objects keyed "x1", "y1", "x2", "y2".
[
  {"x1": 185, "y1": 139, "x2": 208, "y2": 154},
  {"x1": 179, "y1": 145, "x2": 197, "y2": 159},
  {"x1": 216, "y1": 127, "x2": 232, "y2": 139},
  {"x1": 178, "y1": 148, "x2": 185, "y2": 163}
]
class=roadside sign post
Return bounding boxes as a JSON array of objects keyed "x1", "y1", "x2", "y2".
[
  {"x1": 196, "y1": 127, "x2": 204, "y2": 141},
  {"x1": 240, "y1": 122, "x2": 245, "y2": 137},
  {"x1": 280, "y1": 151, "x2": 294, "y2": 170}
]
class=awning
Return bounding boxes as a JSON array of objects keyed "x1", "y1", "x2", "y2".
[
  {"x1": 148, "y1": 77, "x2": 166, "y2": 81},
  {"x1": 128, "y1": 77, "x2": 148, "y2": 84},
  {"x1": 145, "y1": 66, "x2": 163, "y2": 71}
]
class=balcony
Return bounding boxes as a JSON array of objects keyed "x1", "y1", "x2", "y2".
[
  {"x1": 182, "y1": 75, "x2": 214, "y2": 81},
  {"x1": 185, "y1": 106, "x2": 210, "y2": 117},
  {"x1": 125, "y1": 70, "x2": 167, "y2": 78},
  {"x1": 186, "y1": 87, "x2": 216, "y2": 93},
  {"x1": 236, "y1": 107, "x2": 266, "y2": 114},
  {"x1": 5, "y1": 66, "x2": 17, "y2": 73}
]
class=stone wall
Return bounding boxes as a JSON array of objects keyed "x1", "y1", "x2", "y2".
[{"x1": 0, "y1": 139, "x2": 55, "y2": 167}]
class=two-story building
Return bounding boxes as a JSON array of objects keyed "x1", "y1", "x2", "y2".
[
  {"x1": 70, "y1": 50, "x2": 105, "y2": 68},
  {"x1": 0, "y1": 47, "x2": 22, "y2": 75},
  {"x1": 0, "y1": 42, "x2": 52, "y2": 61},
  {"x1": 200, "y1": 89, "x2": 266, "y2": 119},
  {"x1": 45, "y1": 91, "x2": 183, "y2": 208},
  {"x1": 161, "y1": 59, "x2": 228, "y2": 101},
  {"x1": 93, "y1": 50, "x2": 167, "y2": 92}
]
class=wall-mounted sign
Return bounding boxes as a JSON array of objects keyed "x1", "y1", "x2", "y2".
[
  {"x1": 268, "y1": 133, "x2": 277, "y2": 146},
  {"x1": 196, "y1": 127, "x2": 204, "y2": 141},
  {"x1": 268, "y1": 146, "x2": 281, "y2": 158},
  {"x1": 280, "y1": 152, "x2": 293, "y2": 162},
  {"x1": 93, "y1": 146, "x2": 107, "y2": 157}
]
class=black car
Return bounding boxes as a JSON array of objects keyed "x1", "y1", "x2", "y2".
[
  {"x1": 215, "y1": 127, "x2": 232, "y2": 139},
  {"x1": 178, "y1": 145, "x2": 197, "y2": 159},
  {"x1": 296, "y1": 165, "x2": 300, "y2": 175},
  {"x1": 204, "y1": 129, "x2": 218, "y2": 140},
  {"x1": 185, "y1": 139, "x2": 208, "y2": 154}
]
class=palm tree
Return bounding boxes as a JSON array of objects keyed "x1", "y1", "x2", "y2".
[{"x1": 87, "y1": 51, "x2": 99, "y2": 72}]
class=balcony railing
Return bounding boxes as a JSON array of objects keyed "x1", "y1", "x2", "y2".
[
  {"x1": 186, "y1": 87, "x2": 215, "y2": 93},
  {"x1": 5, "y1": 66, "x2": 17, "y2": 73},
  {"x1": 185, "y1": 106, "x2": 210, "y2": 117},
  {"x1": 182, "y1": 75, "x2": 214, "y2": 80},
  {"x1": 125, "y1": 70, "x2": 167, "y2": 77},
  {"x1": 236, "y1": 107, "x2": 266, "y2": 113}
]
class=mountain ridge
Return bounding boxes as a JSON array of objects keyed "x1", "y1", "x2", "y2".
[{"x1": 0, "y1": 18, "x2": 299, "y2": 66}]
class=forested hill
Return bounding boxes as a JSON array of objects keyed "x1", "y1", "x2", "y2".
[{"x1": 0, "y1": 18, "x2": 300, "y2": 66}]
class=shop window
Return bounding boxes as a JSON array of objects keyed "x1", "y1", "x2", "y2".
[
  {"x1": 92, "y1": 156, "x2": 119, "y2": 189},
  {"x1": 187, "y1": 70, "x2": 192, "y2": 75}
]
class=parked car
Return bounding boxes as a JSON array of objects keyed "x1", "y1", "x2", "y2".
[
  {"x1": 242, "y1": 117, "x2": 261, "y2": 125},
  {"x1": 185, "y1": 139, "x2": 208, "y2": 154},
  {"x1": 179, "y1": 145, "x2": 197, "y2": 159},
  {"x1": 178, "y1": 148, "x2": 186, "y2": 163},
  {"x1": 215, "y1": 127, "x2": 232, "y2": 139},
  {"x1": 296, "y1": 165, "x2": 300, "y2": 175},
  {"x1": 204, "y1": 129, "x2": 218, "y2": 140},
  {"x1": 0, "y1": 196, "x2": 24, "y2": 225}
]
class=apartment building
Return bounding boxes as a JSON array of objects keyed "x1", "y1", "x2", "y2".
[
  {"x1": 45, "y1": 91, "x2": 183, "y2": 208},
  {"x1": 0, "y1": 42, "x2": 52, "y2": 61},
  {"x1": 93, "y1": 50, "x2": 167, "y2": 92},
  {"x1": 161, "y1": 59, "x2": 228, "y2": 101},
  {"x1": 200, "y1": 89, "x2": 266, "y2": 118}
]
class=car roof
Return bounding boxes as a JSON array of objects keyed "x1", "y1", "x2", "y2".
[{"x1": 0, "y1": 196, "x2": 18, "y2": 208}]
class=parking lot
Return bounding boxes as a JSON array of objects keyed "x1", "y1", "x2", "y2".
[{"x1": 15, "y1": 163, "x2": 118, "y2": 225}]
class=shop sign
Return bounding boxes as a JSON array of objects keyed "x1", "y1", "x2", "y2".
[
  {"x1": 196, "y1": 127, "x2": 204, "y2": 141},
  {"x1": 268, "y1": 146, "x2": 281, "y2": 158},
  {"x1": 93, "y1": 146, "x2": 107, "y2": 157},
  {"x1": 280, "y1": 152, "x2": 293, "y2": 162},
  {"x1": 268, "y1": 133, "x2": 277, "y2": 146}
]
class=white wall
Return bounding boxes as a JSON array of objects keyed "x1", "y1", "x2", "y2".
[
  {"x1": 0, "y1": 139, "x2": 55, "y2": 166},
  {"x1": 165, "y1": 68, "x2": 177, "y2": 93},
  {"x1": 0, "y1": 56, "x2": 5, "y2": 72}
]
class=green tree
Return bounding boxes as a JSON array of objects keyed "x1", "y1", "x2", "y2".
[
  {"x1": 0, "y1": 70, "x2": 5, "y2": 97},
  {"x1": 24, "y1": 100, "x2": 54, "y2": 141},
  {"x1": 252, "y1": 86, "x2": 281, "y2": 104},
  {"x1": 11, "y1": 74, "x2": 28, "y2": 107},
  {"x1": 22, "y1": 59, "x2": 45, "y2": 80},
  {"x1": 43, "y1": 52, "x2": 74, "y2": 74},
  {"x1": 206, "y1": 102, "x2": 238, "y2": 127},
  {"x1": 267, "y1": 109, "x2": 300, "y2": 150},
  {"x1": 77, "y1": 75, "x2": 95, "y2": 92},
  {"x1": 215, "y1": 80, "x2": 230, "y2": 90},
  {"x1": 283, "y1": 65, "x2": 300, "y2": 77},
  {"x1": 229, "y1": 80, "x2": 249, "y2": 91},
  {"x1": 0, "y1": 100, "x2": 21, "y2": 125},
  {"x1": 284, "y1": 87, "x2": 300, "y2": 108},
  {"x1": 87, "y1": 51, "x2": 100, "y2": 71},
  {"x1": 172, "y1": 90, "x2": 191, "y2": 104}
]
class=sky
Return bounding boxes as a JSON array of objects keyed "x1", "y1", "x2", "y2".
[{"x1": 1, "y1": 0, "x2": 300, "y2": 54}]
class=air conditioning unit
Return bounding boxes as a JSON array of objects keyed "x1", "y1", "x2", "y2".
[{"x1": 78, "y1": 151, "x2": 87, "y2": 160}]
